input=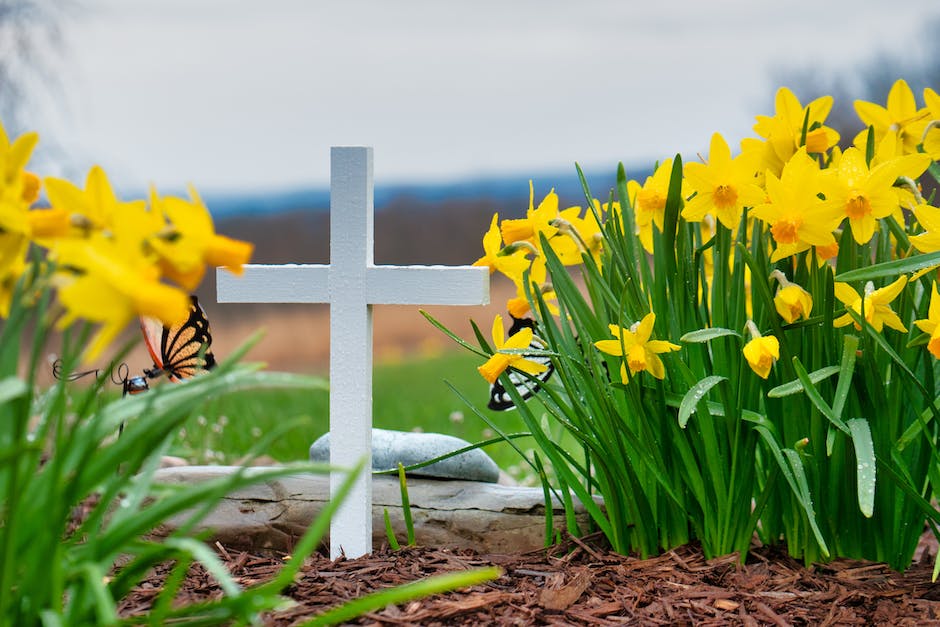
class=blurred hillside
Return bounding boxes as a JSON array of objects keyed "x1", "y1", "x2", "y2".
[
  {"x1": 196, "y1": 175, "x2": 625, "y2": 323},
  {"x1": 190, "y1": 191, "x2": 588, "y2": 372}
]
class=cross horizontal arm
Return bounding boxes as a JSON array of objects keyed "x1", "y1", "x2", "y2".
[
  {"x1": 217, "y1": 265, "x2": 331, "y2": 303},
  {"x1": 366, "y1": 265, "x2": 489, "y2": 306}
]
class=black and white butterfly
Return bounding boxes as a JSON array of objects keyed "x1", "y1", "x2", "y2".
[{"x1": 487, "y1": 316, "x2": 555, "y2": 411}]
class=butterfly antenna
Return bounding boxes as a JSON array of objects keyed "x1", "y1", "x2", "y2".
[{"x1": 51, "y1": 358, "x2": 99, "y2": 382}]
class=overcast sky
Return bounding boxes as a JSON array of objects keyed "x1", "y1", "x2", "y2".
[{"x1": 27, "y1": 0, "x2": 940, "y2": 193}]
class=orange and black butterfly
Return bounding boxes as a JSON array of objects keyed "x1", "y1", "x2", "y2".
[{"x1": 123, "y1": 294, "x2": 216, "y2": 395}]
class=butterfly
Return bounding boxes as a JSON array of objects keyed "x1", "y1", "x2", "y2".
[
  {"x1": 127, "y1": 294, "x2": 216, "y2": 394},
  {"x1": 487, "y1": 316, "x2": 555, "y2": 411}
]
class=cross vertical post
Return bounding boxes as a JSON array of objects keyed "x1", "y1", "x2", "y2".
[
  {"x1": 216, "y1": 146, "x2": 489, "y2": 559},
  {"x1": 328, "y1": 147, "x2": 374, "y2": 556}
]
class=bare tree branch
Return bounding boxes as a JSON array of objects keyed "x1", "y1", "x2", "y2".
[{"x1": 0, "y1": 0, "x2": 70, "y2": 133}]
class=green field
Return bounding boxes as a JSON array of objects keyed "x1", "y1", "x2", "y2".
[{"x1": 162, "y1": 351, "x2": 541, "y2": 482}]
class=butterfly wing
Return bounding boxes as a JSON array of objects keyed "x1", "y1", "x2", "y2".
[
  {"x1": 487, "y1": 316, "x2": 555, "y2": 411},
  {"x1": 140, "y1": 295, "x2": 216, "y2": 382}
]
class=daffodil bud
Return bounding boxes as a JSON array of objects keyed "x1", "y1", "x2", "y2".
[
  {"x1": 69, "y1": 213, "x2": 95, "y2": 232},
  {"x1": 895, "y1": 176, "x2": 924, "y2": 205},
  {"x1": 498, "y1": 241, "x2": 539, "y2": 257},
  {"x1": 770, "y1": 270, "x2": 813, "y2": 323},
  {"x1": 922, "y1": 119, "x2": 940, "y2": 143},
  {"x1": 743, "y1": 320, "x2": 779, "y2": 380},
  {"x1": 549, "y1": 217, "x2": 590, "y2": 252},
  {"x1": 21, "y1": 172, "x2": 40, "y2": 204}
]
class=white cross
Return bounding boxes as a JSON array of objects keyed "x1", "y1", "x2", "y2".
[{"x1": 216, "y1": 147, "x2": 489, "y2": 558}]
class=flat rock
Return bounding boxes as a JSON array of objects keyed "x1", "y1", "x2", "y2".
[
  {"x1": 309, "y1": 428, "x2": 500, "y2": 483},
  {"x1": 152, "y1": 466, "x2": 596, "y2": 555}
]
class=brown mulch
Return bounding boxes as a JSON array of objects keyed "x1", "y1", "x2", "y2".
[{"x1": 118, "y1": 534, "x2": 940, "y2": 626}]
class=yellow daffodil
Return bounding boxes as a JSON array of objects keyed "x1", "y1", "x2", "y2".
[
  {"x1": 819, "y1": 147, "x2": 930, "y2": 244},
  {"x1": 0, "y1": 122, "x2": 41, "y2": 236},
  {"x1": 833, "y1": 276, "x2": 908, "y2": 332},
  {"x1": 853, "y1": 79, "x2": 929, "y2": 157},
  {"x1": 0, "y1": 230, "x2": 28, "y2": 317},
  {"x1": 751, "y1": 148, "x2": 842, "y2": 262},
  {"x1": 594, "y1": 312, "x2": 680, "y2": 382},
  {"x1": 914, "y1": 283, "x2": 940, "y2": 359},
  {"x1": 923, "y1": 87, "x2": 940, "y2": 159},
  {"x1": 500, "y1": 182, "x2": 559, "y2": 246},
  {"x1": 502, "y1": 255, "x2": 558, "y2": 318},
  {"x1": 498, "y1": 183, "x2": 588, "y2": 269},
  {"x1": 743, "y1": 321, "x2": 779, "y2": 379},
  {"x1": 543, "y1": 205, "x2": 591, "y2": 266},
  {"x1": 43, "y1": 166, "x2": 145, "y2": 237},
  {"x1": 550, "y1": 204, "x2": 604, "y2": 266},
  {"x1": 770, "y1": 270, "x2": 812, "y2": 323},
  {"x1": 51, "y1": 232, "x2": 191, "y2": 360},
  {"x1": 477, "y1": 314, "x2": 549, "y2": 384},
  {"x1": 813, "y1": 240, "x2": 840, "y2": 267},
  {"x1": 627, "y1": 158, "x2": 676, "y2": 253},
  {"x1": 148, "y1": 185, "x2": 254, "y2": 290},
  {"x1": 746, "y1": 87, "x2": 840, "y2": 178},
  {"x1": 682, "y1": 133, "x2": 766, "y2": 230},
  {"x1": 473, "y1": 213, "x2": 531, "y2": 277},
  {"x1": 910, "y1": 202, "x2": 940, "y2": 253}
]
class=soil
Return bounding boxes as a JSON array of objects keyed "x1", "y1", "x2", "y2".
[{"x1": 118, "y1": 534, "x2": 940, "y2": 626}]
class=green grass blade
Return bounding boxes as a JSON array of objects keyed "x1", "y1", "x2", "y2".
[
  {"x1": 420, "y1": 310, "x2": 490, "y2": 358},
  {"x1": 790, "y1": 356, "x2": 849, "y2": 434},
  {"x1": 304, "y1": 567, "x2": 501, "y2": 626},
  {"x1": 372, "y1": 433, "x2": 532, "y2": 475},
  {"x1": 397, "y1": 463, "x2": 416, "y2": 546},
  {"x1": 162, "y1": 537, "x2": 243, "y2": 597},
  {"x1": 383, "y1": 510, "x2": 401, "y2": 551}
]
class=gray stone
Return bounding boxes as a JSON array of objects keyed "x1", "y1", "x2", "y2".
[
  {"x1": 152, "y1": 466, "x2": 598, "y2": 555},
  {"x1": 309, "y1": 428, "x2": 500, "y2": 483}
]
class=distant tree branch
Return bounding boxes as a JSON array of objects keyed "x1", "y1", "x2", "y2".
[{"x1": 0, "y1": 0, "x2": 71, "y2": 132}]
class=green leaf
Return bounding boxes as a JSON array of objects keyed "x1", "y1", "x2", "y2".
[
  {"x1": 679, "y1": 328, "x2": 741, "y2": 343},
  {"x1": 678, "y1": 376, "x2": 726, "y2": 428},
  {"x1": 767, "y1": 366, "x2": 841, "y2": 398},
  {"x1": 830, "y1": 335, "x2": 859, "y2": 421},
  {"x1": 834, "y1": 250, "x2": 940, "y2": 282},
  {"x1": 781, "y1": 448, "x2": 831, "y2": 558},
  {"x1": 847, "y1": 418, "x2": 876, "y2": 518},
  {"x1": 752, "y1": 424, "x2": 830, "y2": 558}
]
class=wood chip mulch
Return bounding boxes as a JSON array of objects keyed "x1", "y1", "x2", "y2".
[{"x1": 118, "y1": 534, "x2": 940, "y2": 626}]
